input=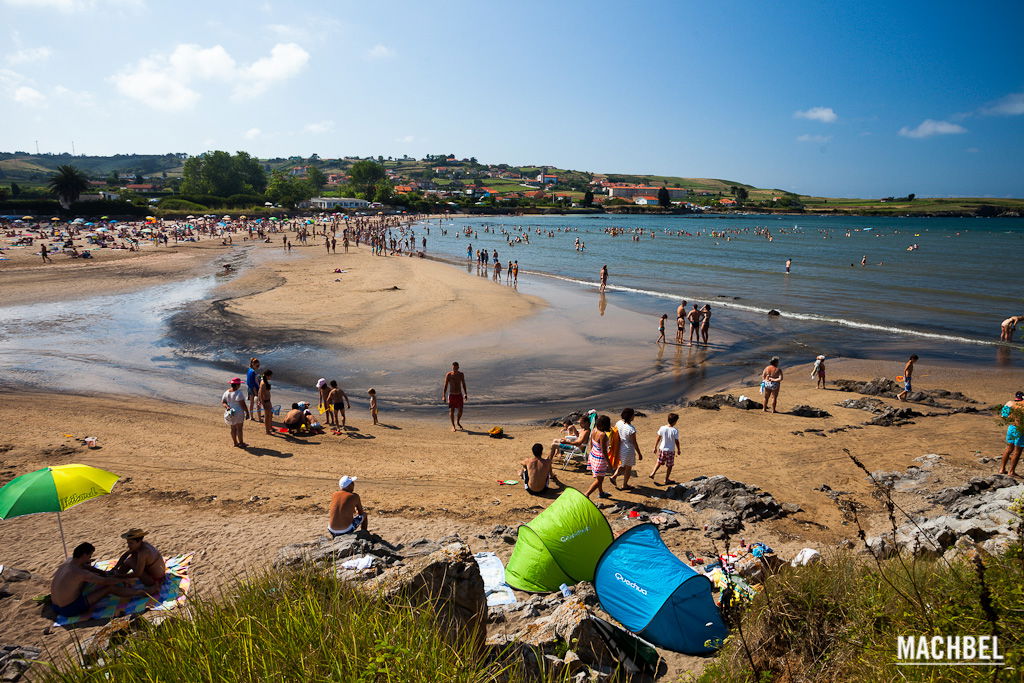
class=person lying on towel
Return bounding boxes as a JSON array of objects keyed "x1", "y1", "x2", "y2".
[
  {"x1": 328, "y1": 476, "x2": 368, "y2": 537},
  {"x1": 50, "y1": 542, "x2": 145, "y2": 618}
]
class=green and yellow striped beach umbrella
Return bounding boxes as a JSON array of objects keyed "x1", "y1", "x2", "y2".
[{"x1": 0, "y1": 464, "x2": 120, "y2": 556}]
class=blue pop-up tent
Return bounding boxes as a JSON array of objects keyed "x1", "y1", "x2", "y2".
[{"x1": 594, "y1": 523, "x2": 728, "y2": 655}]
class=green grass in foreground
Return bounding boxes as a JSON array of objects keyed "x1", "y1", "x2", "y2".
[
  {"x1": 700, "y1": 545, "x2": 1024, "y2": 682},
  {"x1": 41, "y1": 567, "x2": 546, "y2": 683}
]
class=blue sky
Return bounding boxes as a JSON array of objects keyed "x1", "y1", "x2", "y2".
[{"x1": 2, "y1": 0, "x2": 1022, "y2": 197}]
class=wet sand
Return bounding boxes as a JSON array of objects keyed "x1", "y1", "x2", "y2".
[{"x1": 1, "y1": 239, "x2": 751, "y2": 411}]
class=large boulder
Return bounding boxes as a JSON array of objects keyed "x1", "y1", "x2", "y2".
[
  {"x1": 491, "y1": 596, "x2": 659, "y2": 677},
  {"x1": 274, "y1": 531, "x2": 401, "y2": 570},
  {"x1": 364, "y1": 541, "x2": 487, "y2": 648}
]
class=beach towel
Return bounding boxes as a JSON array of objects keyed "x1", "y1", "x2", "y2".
[
  {"x1": 473, "y1": 552, "x2": 516, "y2": 607},
  {"x1": 607, "y1": 428, "x2": 621, "y2": 470},
  {"x1": 53, "y1": 553, "x2": 193, "y2": 627}
]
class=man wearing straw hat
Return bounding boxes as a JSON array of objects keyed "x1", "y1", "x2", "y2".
[{"x1": 112, "y1": 528, "x2": 166, "y2": 587}]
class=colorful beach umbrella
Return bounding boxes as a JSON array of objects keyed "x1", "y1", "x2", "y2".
[{"x1": 0, "y1": 464, "x2": 120, "y2": 557}]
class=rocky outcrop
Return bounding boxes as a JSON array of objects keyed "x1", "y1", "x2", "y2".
[
  {"x1": 866, "y1": 476, "x2": 1024, "y2": 557},
  {"x1": 665, "y1": 475, "x2": 787, "y2": 537},
  {"x1": 490, "y1": 595, "x2": 659, "y2": 678},
  {"x1": 836, "y1": 397, "x2": 887, "y2": 413},
  {"x1": 789, "y1": 405, "x2": 831, "y2": 418},
  {"x1": 833, "y1": 377, "x2": 979, "y2": 408},
  {"x1": 364, "y1": 541, "x2": 488, "y2": 648},
  {"x1": 0, "y1": 645, "x2": 40, "y2": 682},
  {"x1": 687, "y1": 394, "x2": 763, "y2": 411},
  {"x1": 863, "y1": 406, "x2": 922, "y2": 426},
  {"x1": 274, "y1": 531, "x2": 402, "y2": 572}
]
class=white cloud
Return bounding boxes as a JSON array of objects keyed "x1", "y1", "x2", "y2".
[
  {"x1": 966, "y1": 147, "x2": 980, "y2": 154},
  {"x1": 234, "y1": 42, "x2": 308, "y2": 98},
  {"x1": 898, "y1": 119, "x2": 967, "y2": 139},
  {"x1": 796, "y1": 134, "x2": 831, "y2": 143},
  {"x1": 169, "y1": 44, "x2": 236, "y2": 81},
  {"x1": 111, "y1": 55, "x2": 200, "y2": 110},
  {"x1": 52, "y1": 84, "x2": 94, "y2": 107},
  {"x1": 303, "y1": 120, "x2": 334, "y2": 134},
  {"x1": 979, "y1": 92, "x2": 1024, "y2": 117},
  {"x1": 5, "y1": 46, "x2": 51, "y2": 65},
  {"x1": 244, "y1": 127, "x2": 262, "y2": 140},
  {"x1": 3, "y1": 0, "x2": 143, "y2": 11},
  {"x1": 794, "y1": 106, "x2": 837, "y2": 123},
  {"x1": 395, "y1": 134, "x2": 415, "y2": 143},
  {"x1": 111, "y1": 42, "x2": 309, "y2": 110},
  {"x1": 0, "y1": 67, "x2": 26, "y2": 88},
  {"x1": 366, "y1": 44, "x2": 394, "y2": 60},
  {"x1": 13, "y1": 84, "x2": 45, "y2": 105}
]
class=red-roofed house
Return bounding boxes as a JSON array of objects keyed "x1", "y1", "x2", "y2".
[{"x1": 634, "y1": 196, "x2": 660, "y2": 205}]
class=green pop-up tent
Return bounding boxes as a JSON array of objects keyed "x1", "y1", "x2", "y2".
[{"x1": 505, "y1": 487, "x2": 614, "y2": 592}]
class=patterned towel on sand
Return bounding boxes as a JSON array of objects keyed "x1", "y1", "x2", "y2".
[{"x1": 54, "y1": 553, "x2": 193, "y2": 626}]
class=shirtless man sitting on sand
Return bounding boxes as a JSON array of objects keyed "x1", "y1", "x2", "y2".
[
  {"x1": 111, "y1": 528, "x2": 166, "y2": 588},
  {"x1": 522, "y1": 443, "x2": 563, "y2": 496},
  {"x1": 328, "y1": 475, "x2": 368, "y2": 536},
  {"x1": 50, "y1": 542, "x2": 145, "y2": 618}
]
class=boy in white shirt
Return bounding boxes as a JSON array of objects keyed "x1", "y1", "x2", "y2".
[{"x1": 648, "y1": 413, "x2": 680, "y2": 485}]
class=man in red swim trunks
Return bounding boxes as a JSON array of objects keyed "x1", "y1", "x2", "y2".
[{"x1": 442, "y1": 361, "x2": 468, "y2": 432}]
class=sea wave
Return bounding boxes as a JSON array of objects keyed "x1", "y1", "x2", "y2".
[{"x1": 426, "y1": 253, "x2": 1010, "y2": 349}]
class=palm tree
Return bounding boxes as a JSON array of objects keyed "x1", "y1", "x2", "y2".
[{"x1": 47, "y1": 164, "x2": 90, "y2": 209}]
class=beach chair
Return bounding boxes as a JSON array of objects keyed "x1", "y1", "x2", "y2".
[{"x1": 560, "y1": 444, "x2": 587, "y2": 471}]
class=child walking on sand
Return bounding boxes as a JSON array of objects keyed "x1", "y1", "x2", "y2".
[
  {"x1": 649, "y1": 413, "x2": 680, "y2": 485},
  {"x1": 368, "y1": 388, "x2": 379, "y2": 425},
  {"x1": 657, "y1": 314, "x2": 668, "y2": 343},
  {"x1": 811, "y1": 355, "x2": 826, "y2": 389}
]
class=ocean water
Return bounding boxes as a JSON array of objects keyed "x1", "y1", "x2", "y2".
[{"x1": 415, "y1": 214, "x2": 1024, "y2": 367}]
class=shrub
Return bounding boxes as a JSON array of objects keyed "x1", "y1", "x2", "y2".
[
  {"x1": 41, "y1": 566, "x2": 545, "y2": 682},
  {"x1": 156, "y1": 198, "x2": 208, "y2": 211}
]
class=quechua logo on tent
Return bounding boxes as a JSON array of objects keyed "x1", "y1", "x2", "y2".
[
  {"x1": 614, "y1": 572, "x2": 648, "y2": 595},
  {"x1": 560, "y1": 526, "x2": 590, "y2": 543}
]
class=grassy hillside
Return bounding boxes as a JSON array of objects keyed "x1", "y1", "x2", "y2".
[{"x1": 0, "y1": 153, "x2": 185, "y2": 181}]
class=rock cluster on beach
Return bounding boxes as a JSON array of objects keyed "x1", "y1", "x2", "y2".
[
  {"x1": 664, "y1": 475, "x2": 789, "y2": 539},
  {"x1": 833, "y1": 377, "x2": 980, "y2": 409},
  {"x1": 685, "y1": 394, "x2": 763, "y2": 411}
]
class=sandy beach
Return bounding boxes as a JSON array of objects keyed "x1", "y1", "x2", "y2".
[{"x1": 2, "y1": 231, "x2": 1023, "y2": 672}]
